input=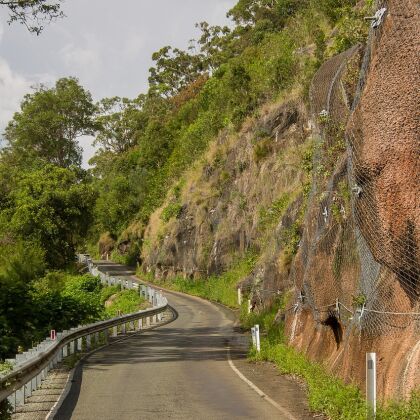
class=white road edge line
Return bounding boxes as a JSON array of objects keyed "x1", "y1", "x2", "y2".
[
  {"x1": 227, "y1": 347, "x2": 298, "y2": 420},
  {"x1": 45, "y1": 370, "x2": 72, "y2": 420}
]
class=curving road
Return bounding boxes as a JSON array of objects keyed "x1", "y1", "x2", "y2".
[{"x1": 55, "y1": 272, "x2": 309, "y2": 420}]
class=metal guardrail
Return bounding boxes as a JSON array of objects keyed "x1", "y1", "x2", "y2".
[{"x1": 0, "y1": 256, "x2": 168, "y2": 410}]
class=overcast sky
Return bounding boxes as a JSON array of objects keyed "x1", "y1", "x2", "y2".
[{"x1": 0, "y1": 0, "x2": 236, "y2": 166}]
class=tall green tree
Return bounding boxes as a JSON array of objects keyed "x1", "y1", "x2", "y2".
[
  {"x1": 227, "y1": 0, "x2": 303, "y2": 28},
  {"x1": 3, "y1": 77, "x2": 96, "y2": 168},
  {"x1": 3, "y1": 165, "x2": 96, "y2": 268},
  {"x1": 148, "y1": 46, "x2": 206, "y2": 98},
  {"x1": 94, "y1": 96, "x2": 145, "y2": 154}
]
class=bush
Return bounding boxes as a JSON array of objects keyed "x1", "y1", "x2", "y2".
[
  {"x1": 160, "y1": 202, "x2": 183, "y2": 223},
  {"x1": 105, "y1": 289, "x2": 146, "y2": 317}
]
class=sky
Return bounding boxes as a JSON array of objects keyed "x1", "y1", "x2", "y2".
[{"x1": 0, "y1": 0, "x2": 236, "y2": 166}]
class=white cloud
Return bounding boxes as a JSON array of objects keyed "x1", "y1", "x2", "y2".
[
  {"x1": 0, "y1": 58, "x2": 31, "y2": 138},
  {"x1": 60, "y1": 42, "x2": 101, "y2": 78}
]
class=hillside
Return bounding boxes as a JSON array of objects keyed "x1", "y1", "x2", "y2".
[
  {"x1": 1, "y1": 0, "x2": 418, "y2": 416},
  {"x1": 107, "y1": 0, "x2": 419, "y2": 402}
]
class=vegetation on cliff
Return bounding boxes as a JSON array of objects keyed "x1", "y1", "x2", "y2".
[{"x1": 1, "y1": 0, "x2": 417, "y2": 417}]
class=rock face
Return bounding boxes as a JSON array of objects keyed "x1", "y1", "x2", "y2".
[
  {"x1": 140, "y1": 0, "x2": 419, "y2": 400},
  {"x1": 285, "y1": 0, "x2": 419, "y2": 400},
  {"x1": 142, "y1": 98, "x2": 310, "y2": 285}
]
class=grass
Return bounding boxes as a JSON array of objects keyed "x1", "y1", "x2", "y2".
[
  {"x1": 243, "y1": 303, "x2": 420, "y2": 419},
  {"x1": 105, "y1": 289, "x2": 147, "y2": 317}
]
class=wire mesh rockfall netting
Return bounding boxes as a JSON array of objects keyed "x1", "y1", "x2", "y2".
[{"x1": 288, "y1": 1, "x2": 419, "y2": 339}]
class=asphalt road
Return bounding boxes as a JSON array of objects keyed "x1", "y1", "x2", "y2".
[{"x1": 54, "y1": 284, "x2": 293, "y2": 420}]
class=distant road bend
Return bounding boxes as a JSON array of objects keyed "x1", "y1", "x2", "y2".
[{"x1": 55, "y1": 262, "x2": 308, "y2": 420}]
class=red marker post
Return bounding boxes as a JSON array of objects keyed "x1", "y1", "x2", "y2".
[{"x1": 50, "y1": 330, "x2": 56, "y2": 340}]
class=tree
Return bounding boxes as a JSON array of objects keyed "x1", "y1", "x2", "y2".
[
  {"x1": 4, "y1": 165, "x2": 96, "y2": 268},
  {"x1": 148, "y1": 46, "x2": 206, "y2": 98},
  {"x1": 4, "y1": 77, "x2": 97, "y2": 168},
  {"x1": 94, "y1": 96, "x2": 145, "y2": 154},
  {"x1": 227, "y1": 0, "x2": 303, "y2": 29},
  {"x1": 195, "y1": 22, "x2": 238, "y2": 71},
  {"x1": 0, "y1": 0, "x2": 64, "y2": 35}
]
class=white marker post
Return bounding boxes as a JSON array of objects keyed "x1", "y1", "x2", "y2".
[
  {"x1": 366, "y1": 352, "x2": 376, "y2": 419},
  {"x1": 237, "y1": 287, "x2": 242, "y2": 306},
  {"x1": 255, "y1": 324, "x2": 260, "y2": 353},
  {"x1": 251, "y1": 327, "x2": 256, "y2": 347},
  {"x1": 248, "y1": 299, "x2": 252, "y2": 314}
]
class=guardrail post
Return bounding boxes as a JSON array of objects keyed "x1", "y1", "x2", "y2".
[
  {"x1": 7, "y1": 393, "x2": 16, "y2": 413},
  {"x1": 62, "y1": 344, "x2": 68, "y2": 358},
  {"x1": 103, "y1": 329, "x2": 109, "y2": 343},
  {"x1": 24, "y1": 381, "x2": 32, "y2": 398},
  {"x1": 366, "y1": 352, "x2": 376, "y2": 419},
  {"x1": 121, "y1": 323, "x2": 126, "y2": 334},
  {"x1": 248, "y1": 299, "x2": 252, "y2": 314},
  {"x1": 138, "y1": 318, "x2": 143, "y2": 330},
  {"x1": 36, "y1": 372, "x2": 42, "y2": 388},
  {"x1": 69, "y1": 340, "x2": 75, "y2": 355},
  {"x1": 15, "y1": 386, "x2": 25, "y2": 407},
  {"x1": 57, "y1": 348, "x2": 62, "y2": 363},
  {"x1": 95, "y1": 332, "x2": 99, "y2": 345},
  {"x1": 86, "y1": 334, "x2": 91, "y2": 351},
  {"x1": 77, "y1": 337, "x2": 83, "y2": 352},
  {"x1": 112, "y1": 326, "x2": 118, "y2": 337},
  {"x1": 31, "y1": 376, "x2": 37, "y2": 392},
  {"x1": 255, "y1": 324, "x2": 260, "y2": 353}
]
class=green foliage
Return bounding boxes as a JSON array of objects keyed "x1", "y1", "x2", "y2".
[
  {"x1": 0, "y1": 267, "x2": 104, "y2": 359},
  {"x1": 240, "y1": 294, "x2": 288, "y2": 336},
  {"x1": 0, "y1": 360, "x2": 13, "y2": 375},
  {"x1": 281, "y1": 221, "x2": 301, "y2": 258},
  {"x1": 95, "y1": 96, "x2": 144, "y2": 153},
  {"x1": 60, "y1": 274, "x2": 104, "y2": 321},
  {"x1": 330, "y1": 6, "x2": 369, "y2": 54},
  {"x1": 146, "y1": 252, "x2": 258, "y2": 308},
  {"x1": 160, "y1": 202, "x2": 183, "y2": 223},
  {"x1": 352, "y1": 293, "x2": 367, "y2": 307},
  {"x1": 3, "y1": 77, "x2": 96, "y2": 168},
  {"x1": 3, "y1": 164, "x2": 95, "y2": 268},
  {"x1": 258, "y1": 193, "x2": 290, "y2": 231},
  {"x1": 100, "y1": 284, "x2": 121, "y2": 305},
  {"x1": 227, "y1": 0, "x2": 304, "y2": 29},
  {"x1": 378, "y1": 391, "x2": 420, "y2": 420},
  {"x1": 301, "y1": 142, "x2": 315, "y2": 174},
  {"x1": 105, "y1": 289, "x2": 146, "y2": 317}
]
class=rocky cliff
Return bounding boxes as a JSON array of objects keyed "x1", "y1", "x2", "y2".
[{"x1": 138, "y1": 0, "x2": 419, "y2": 400}]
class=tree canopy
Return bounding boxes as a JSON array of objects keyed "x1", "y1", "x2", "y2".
[{"x1": 3, "y1": 77, "x2": 97, "y2": 168}]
